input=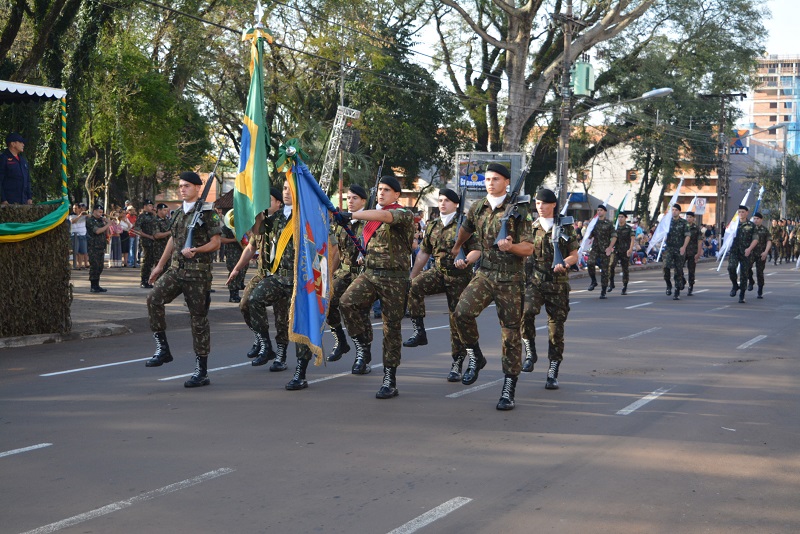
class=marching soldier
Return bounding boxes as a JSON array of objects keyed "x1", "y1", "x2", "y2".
[
  {"x1": 607, "y1": 211, "x2": 633, "y2": 295},
  {"x1": 451, "y1": 163, "x2": 534, "y2": 410},
  {"x1": 338, "y1": 176, "x2": 415, "y2": 399},
  {"x1": 748, "y1": 212, "x2": 772, "y2": 299},
  {"x1": 585, "y1": 205, "x2": 616, "y2": 299},
  {"x1": 132, "y1": 200, "x2": 158, "y2": 288},
  {"x1": 326, "y1": 184, "x2": 369, "y2": 363},
  {"x1": 727, "y1": 205, "x2": 758, "y2": 304},
  {"x1": 86, "y1": 204, "x2": 111, "y2": 293},
  {"x1": 218, "y1": 208, "x2": 247, "y2": 303},
  {"x1": 662, "y1": 204, "x2": 690, "y2": 300},
  {"x1": 520, "y1": 189, "x2": 579, "y2": 390},
  {"x1": 152, "y1": 203, "x2": 172, "y2": 272},
  {"x1": 770, "y1": 219, "x2": 782, "y2": 265},
  {"x1": 403, "y1": 188, "x2": 478, "y2": 382},
  {"x1": 683, "y1": 210, "x2": 703, "y2": 296},
  {"x1": 145, "y1": 172, "x2": 221, "y2": 388}
]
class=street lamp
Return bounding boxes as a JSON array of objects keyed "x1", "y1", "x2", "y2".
[{"x1": 765, "y1": 122, "x2": 794, "y2": 219}]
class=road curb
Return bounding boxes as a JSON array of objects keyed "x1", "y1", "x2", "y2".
[{"x1": 0, "y1": 323, "x2": 132, "y2": 349}]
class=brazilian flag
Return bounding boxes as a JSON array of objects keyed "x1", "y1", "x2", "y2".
[{"x1": 234, "y1": 26, "x2": 273, "y2": 242}]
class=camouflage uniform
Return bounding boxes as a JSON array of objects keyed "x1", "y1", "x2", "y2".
[
  {"x1": 586, "y1": 219, "x2": 616, "y2": 289},
  {"x1": 340, "y1": 207, "x2": 414, "y2": 368},
  {"x1": 608, "y1": 223, "x2": 632, "y2": 287},
  {"x1": 522, "y1": 220, "x2": 578, "y2": 362},
  {"x1": 86, "y1": 215, "x2": 107, "y2": 285},
  {"x1": 221, "y1": 225, "x2": 246, "y2": 291},
  {"x1": 452, "y1": 197, "x2": 534, "y2": 376},
  {"x1": 684, "y1": 221, "x2": 701, "y2": 287},
  {"x1": 749, "y1": 224, "x2": 772, "y2": 292},
  {"x1": 153, "y1": 215, "x2": 171, "y2": 270},
  {"x1": 135, "y1": 211, "x2": 159, "y2": 284},
  {"x1": 769, "y1": 223, "x2": 783, "y2": 264},
  {"x1": 147, "y1": 204, "x2": 221, "y2": 356},
  {"x1": 728, "y1": 220, "x2": 757, "y2": 293},
  {"x1": 662, "y1": 217, "x2": 689, "y2": 290},
  {"x1": 327, "y1": 220, "x2": 369, "y2": 339},
  {"x1": 407, "y1": 214, "x2": 476, "y2": 355}
]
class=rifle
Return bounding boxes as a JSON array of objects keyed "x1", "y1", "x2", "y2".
[
  {"x1": 453, "y1": 185, "x2": 467, "y2": 262},
  {"x1": 494, "y1": 145, "x2": 537, "y2": 247},
  {"x1": 186, "y1": 149, "x2": 224, "y2": 248},
  {"x1": 551, "y1": 188, "x2": 575, "y2": 269},
  {"x1": 366, "y1": 156, "x2": 385, "y2": 211}
]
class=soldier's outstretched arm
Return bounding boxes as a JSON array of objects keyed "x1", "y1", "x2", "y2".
[
  {"x1": 228, "y1": 241, "x2": 256, "y2": 286},
  {"x1": 149, "y1": 238, "x2": 175, "y2": 284},
  {"x1": 451, "y1": 226, "x2": 473, "y2": 257}
]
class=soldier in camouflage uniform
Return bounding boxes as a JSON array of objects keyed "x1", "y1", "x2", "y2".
[
  {"x1": 769, "y1": 219, "x2": 780, "y2": 264},
  {"x1": 152, "y1": 203, "x2": 172, "y2": 272},
  {"x1": 607, "y1": 212, "x2": 633, "y2": 295},
  {"x1": 145, "y1": 172, "x2": 221, "y2": 388},
  {"x1": 792, "y1": 221, "x2": 800, "y2": 262},
  {"x1": 403, "y1": 188, "x2": 477, "y2": 382},
  {"x1": 662, "y1": 204, "x2": 690, "y2": 300},
  {"x1": 451, "y1": 163, "x2": 534, "y2": 411},
  {"x1": 86, "y1": 204, "x2": 111, "y2": 293},
  {"x1": 727, "y1": 205, "x2": 758, "y2": 304},
  {"x1": 747, "y1": 212, "x2": 772, "y2": 299},
  {"x1": 585, "y1": 205, "x2": 617, "y2": 299},
  {"x1": 133, "y1": 200, "x2": 158, "y2": 288},
  {"x1": 326, "y1": 184, "x2": 370, "y2": 363},
  {"x1": 229, "y1": 187, "x2": 283, "y2": 366},
  {"x1": 339, "y1": 176, "x2": 414, "y2": 399},
  {"x1": 682, "y1": 211, "x2": 703, "y2": 296},
  {"x1": 218, "y1": 207, "x2": 247, "y2": 303},
  {"x1": 520, "y1": 189, "x2": 579, "y2": 391}
]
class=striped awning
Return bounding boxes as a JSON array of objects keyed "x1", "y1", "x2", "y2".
[{"x1": 0, "y1": 80, "x2": 66, "y2": 103}]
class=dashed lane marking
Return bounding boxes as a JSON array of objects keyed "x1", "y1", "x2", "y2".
[
  {"x1": 619, "y1": 326, "x2": 661, "y2": 339},
  {"x1": 0, "y1": 443, "x2": 52, "y2": 459},
  {"x1": 616, "y1": 386, "x2": 674, "y2": 415},
  {"x1": 624, "y1": 302, "x2": 652, "y2": 310},
  {"x1": 445, "y1": 378, "x2": 503, "y2": 398},
  {"x1": 737, "y1": 335, "x2": 767, "y2": 350},
  {"x1": 41, "y1": 358, "x2": 151, "y2": 377},
  {"x1": 387, "y1": 497, "x2": 473, "y2": 534}
]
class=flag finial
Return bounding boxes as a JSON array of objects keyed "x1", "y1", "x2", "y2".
[{"x1": 254, "y1": 0, "x2": 264, "y2": 25}]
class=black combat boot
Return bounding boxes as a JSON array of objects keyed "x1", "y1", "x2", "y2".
[
  {"x1": 608, "y1": 280, "x2": 615, "y2": 292},
  {"x1": 461, "y1": 344, "x2": 486, "y2": 385},
  {"x1": 496, "y1": 375, "x2": 517, "y2": 411},
  {"x1": 252, "y1": 334, "x2": 277, "y2": 366},
  {"x1": 246, "y1": 334, "x2": 261, "y2": 358},
  {"x1": 747, "y1": 279, "x2": 754, "y2": 292},
  {"x1": 402, "y1": 317, "x2": 428, "y2": 347},
  {"x1": 621, "y1": 283, "x2": 628, "y2": 295},
  {"x1": 599, "y1": 286, "x2": 608, "y2": 299},
  {"x1": 145, "y1": 331, "x2": 173, "y2": 367},
  {"x1": 588, "y1": 275, "x2": 598, "y2": 291},
  {"x1": 327, "y1": 326, "x2": 351, "y2": 361},
  {"x1": 687, "y1": 285, "x2": 693, "y2": 296},
  {"x1": 730, "y1": 284, "x2": 738, "y2": 297},
  {"x1": 447, "y1": 352, "x2": 465, "y2": 382},
  {"x1": 757, "y1": 285, "x2": 764, "y2": 299},
  {"x1": 90, "y1": 280, "x2": 108, "y2": 293},
  {"x1": 375, "y1": 366, "x2": 399, "y2": 399},
  {"x1": 269, "y1": 344, "x2": 288, "y2": 371},
  {"x1": 545, "y1": 360, "x2": 560, "y2": 390},
  {"x1": 665, "y1": 282, "x2": 672, "y2": 296},
  {"x1": 679, "y1": 277, "x2": 686, "y2": 291},
  {"x1": 673, "y1": 287, "x2": 680, "y2": 300},
  {"x1": 285, "y1": 358, "x2": 310, "y2": 390},
  {"x1": 184, "y1": 355, "x2": 210, "y2": 387},
  {"x1": 738, "y1": 288, "x2": 746, "y2": 304},
  {"x1": 229, "y1": 289, "x2": 241, "y2": 303},
  {"x1": 140, "y1": 278, "x2": 153, "y2": 289},
  {"x1": 351, "y1": 335, "x2": 372, "y2": 375},
  {"x1": 521, "y1": 338, "x2": 537, "y2": 373}
]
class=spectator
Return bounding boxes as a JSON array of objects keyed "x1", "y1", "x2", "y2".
[
  {"x1": 69, "y1": 203, "x2": 89, "y2": 270},
  {"x1": 0, "y1": 132, "x2": 32, "y2": 206},
  {"x1": 108, "y1": 211, "x2": 123, "y2": 267},
  {"x1": 125, "y1": 206, "x2": 139, "y2": 267},
  {"x1": 119, "y1": 209, "x2": 132, "y2": 266}
]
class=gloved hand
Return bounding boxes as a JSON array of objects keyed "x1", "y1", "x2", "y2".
[{"x1": 333, "y1": 210, "x2": 352, "y2": 226}]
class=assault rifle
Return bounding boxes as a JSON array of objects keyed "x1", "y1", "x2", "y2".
[
  {"x1": 454, "y1": 185, "x2": 467, "y2": 262},
  {"x1": 366, "y1": 156, "x2": 386, "y2": 211},
  {"x1": 493, "y1": 145, "x2": 537, "y2": 247},
  {"x1": 551, "y1": 188, "x2": 574, "y2": 269},
  {"x1": 186, "y1": 149, "x2": 224, "y2": 248}
]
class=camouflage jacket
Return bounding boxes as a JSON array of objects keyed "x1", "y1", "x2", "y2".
[
  {"x1": 421, "y1": 214, "x2": 476, "y2": 273},
  {"x1": 753, "y1": 224, "x2": 772, "y2": 254},
  {"x1": 665, "y1": 217, "x2": 690, "y2": 252},
  {"x1": 527, "y1": 219, "x2": 579, "y2": 283},
  {"x1": 614, "y1": 224, "x2": 633, "y2": 254},
  {"x1": 588, "y1": 219, "x2": 616, "y2": 252},
  {"x1": 770, "y1": 225, "x2": 784, "y2": 244},
  {"x1": 363, "y1": 207, "x2": 415, "y2": 272},
  {"x1": 134, "y1": 211, "x2": 158, "y2": 247},
  {"x1": 685, "y1": 222, "x2": 701, "y2": 256},
  {"x1": 153, "y1": 216, "x2": 171, "y2": 260},
  {"x1": 86, "y1": 216, "x2": 107, "y2": 252},
  {"x1": 168, "y1": 203, "x2": 222, "y2": 266},
  {"x1": 463, "y1": 196, "x2": 534, "y2": 281},
  {"x1": 732, "y1": 220, "x2": 757, "y2": 256},
  {"x1": 264, "y1": 209, "x2": 294, "y2": 280},
  {"x1": 335, "y1": 219, "x2": 364, "y2": 273}
]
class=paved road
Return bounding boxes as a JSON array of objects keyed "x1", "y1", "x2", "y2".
[{"x1": 2, "y1": 263, "x2": 799, "y2": 533}]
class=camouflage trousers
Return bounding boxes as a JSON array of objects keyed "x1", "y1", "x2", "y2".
[
  {"x1": 88, "y1": 246, "x2": 105, "y2": 281},
  {"x1": 748, "y1": 256, "x2": 767, "y2": 288},
  {"x1": 225, "y1": 252, "x2": 247, "y2": 290},
  {"x1": 453, "y1": 271, "x2": 524, "y2": 376},
  {"x1": 587, "y1": 251, "x2": 611, "y2": 288},
  {"x1": 684, "y1": 254, "x2": 698, "y2": 286},
  {"x1": 147, "y1": 267, "x2": 212, "y2": 355},
  {"x1": 408, "y1": 268, "x2": 471, "y2": 355},
  {"x1": 240, "y1": 272, "x2": 265, "y2": 331},
  {"x1": 140, "y1": 244, "x2": 155, "y2": 283},
  {"x1": 728, "y1": 252, "x2": 752, "y2": 290},
  {"x1": 521, "y1": 277, "x2": 571, "y2": 362},
  {"x1": 340, "y1": 271, "x2": 408, "y2": 368},
  {"x1": 662, "y1": 248, "x2": 685, "y2": 288},
  {"x1": 608, "y1": 251, "x2": 630, "y2": 286}
]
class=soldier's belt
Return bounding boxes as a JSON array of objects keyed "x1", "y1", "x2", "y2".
[
  {"x1": 435, "y1": 260, "x2": 468, "y2": 276},
  {"x1": 365, "y1": 268, "x2": 408, "y2": 279},
  {"x1": 176, "y1": 261, "x2": 211, "y2": 272},
  {"x1": 480, "y1": 258, "x2": 523, "y2": 274}
]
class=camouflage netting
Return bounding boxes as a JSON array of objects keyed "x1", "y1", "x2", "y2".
[{"x1": 0, "y1": 204, "x2": 72, "y2": 337}]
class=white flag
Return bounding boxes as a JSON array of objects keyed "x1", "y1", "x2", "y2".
[{"x1": 647, "y1": 178, "x2": 685, "y2": 254}]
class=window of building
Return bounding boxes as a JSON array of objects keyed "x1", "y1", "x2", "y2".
[
  {"x1": 626, "y1": 169, "x2": 638, "y2": 182},
  {"x1": 769, "y1": 115, "x2": 777, "y2": 122},
  {"x1": 770, "y1": 102, "x2": 778, "y2": 108},
  {"x1": 785, "y1": 115, "x2": 792, "y2": 122},
  {"x1": 785, "y1": 102, "x2": 793, "y2": 108}
]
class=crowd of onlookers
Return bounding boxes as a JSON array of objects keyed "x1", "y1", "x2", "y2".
[{"x1": 68, "y1": 200, "x2": 142, "y2": 269}]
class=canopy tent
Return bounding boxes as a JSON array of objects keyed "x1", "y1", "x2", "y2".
[{"x1": 0, "y1": 80, "x2": 69, "y2": 242}]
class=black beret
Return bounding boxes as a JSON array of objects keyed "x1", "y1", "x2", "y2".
[
  {"x1": 596, "y1": 204, "x2": 607, "y2": 211},
  {"x1": 439, "y1": 188, "x2": 460, "y2": 204},
  {"x1": 270, "y1": 187, "x2": 282, "y2": 201},
  {"x1": 179, "y1": 171, "x2": 203, "y2": 185},
  {"x1": 618, "y1": 211, "x2": 629, "y2": 217},
  {"x1": 738, "y1": 204, "x2": 749, "y2": 211},
  {"x1": 156, "y1": 203, "x2": 168, "y2": 210},
  {"x1": 754, "y1": 212, "x2": 764, "y2": 219},
  {"x1": 535, "y1": 188, "x2": 558, "y2": 203},
  {"x1": 672, "y1": 203, "x2": 681, "y2": 211},
  {"x1": 349, "y1": 184, "x2": 368, "y2": 199},
  {"x1": 6, "y1": 132, "x2": 26, "y2": 144},
  {"x1": 380, "y1": 175, "x2": 402, "y2": 193},
  {"x1": 93, "y1": 203, "x2": 104, "y2": 211},
  {"x1": 486, "y1": 163, "x2": 510, "y2": 180},
  {"x1": 685, "y1": 211, "x2": 695, "y2": 216}
]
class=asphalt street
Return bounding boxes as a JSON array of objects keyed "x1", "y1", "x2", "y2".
[{"x1": 2, "y1": 262, "x2": 799, "y2": 533}]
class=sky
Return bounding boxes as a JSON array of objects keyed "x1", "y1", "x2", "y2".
[{"x1": 764, "y1": 0, "x2": 798, "y2": 55}]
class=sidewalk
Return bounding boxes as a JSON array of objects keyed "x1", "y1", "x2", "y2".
[{"x1": 1, "y1": 258, "x2": 678, "y2": 349}]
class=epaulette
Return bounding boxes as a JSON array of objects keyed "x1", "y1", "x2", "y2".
[{"x1": 202, "y1": 201, "x2": 214, "y2": 210}]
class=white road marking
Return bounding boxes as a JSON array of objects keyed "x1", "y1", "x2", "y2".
[
  {"x1": 795, "y1": 314, "x2": 800, "y2": 320},
  {"x1": 693, "y1": 289, "x2": 709, "y2": 293},
  {"x1": 387, "y1": 497, "x2": 472, "y2": 534},
  {"x1": 41, "y1": 358, "x2": 151, "y2": 377},
  {"x1": 446, "y1": 378, "x2": 503, "y2": 398},
  {"x1": 709, "y1": 305, "x2": 730, "y2": 312},
  {"x1": 722, "y1": 427, "x2": 736, "y2": 432},
  {"x1": 737, "y1": 335, "x2": 767, "y2": 350},
  {"x1": 619, "y1": 326, "x2": 661, "y2": 339},
  {"x1": 626, "y1": 289, "x2": 648, "y2": 294},
  {"x1": 309, "y1": 364, "x2": 384, "y2": 384},
  {"x1": 630, "y1": 280, "x2": 645, "y2": 284},
  {"x1": 158, "y1": 362, "x2": 250, "y2": 381},
  {"x1": 0, "y1": 443, "x2": 52, "y2": 459},
  {"x1": 616, "y1": 386, "x2": 674, "y2": 415},
  {"x1": 766, "y1": 272, "x2": 776, "y2": 277},
  {"x1": 570, "y1": 289, "x2": 588, "y2": 294},
  {"x1": 20, "y1": 468, "x2": 235, "y2": 534},
  {"x1": 624, "y1": 302, "x2": 652, "y2": 310}
]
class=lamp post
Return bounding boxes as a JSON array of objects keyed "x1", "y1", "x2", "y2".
[{"x1": 766, "y1": 122, "x2": 794, "y2": 219}]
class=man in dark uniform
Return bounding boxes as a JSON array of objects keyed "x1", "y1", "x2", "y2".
[
  {"x1": 339, "y1": 176, "x2": 414, "y2": 399},
  {"x1": 748, "y1": 212, "x2": 772, "y2": 299},
  {"x1": 145, "y1": 172, "x2": 221, "y2": 388},
  {"x1": 218, "y1": 207, "x2": 247, "y2": 303},
  {"x1": 451, "y1": 163, "x2": 534, "y2": 410},
  {"x1": 86, "y1": 204, "x2": 111, "y2": 293},
  {"x1": 683, "y1": 210, "x2": 703, "y2": 296},
  {"x1": 0, "y1": 132, "x2": 32, "y2": 206},
  {"x1": 769, "y1": 219, "x2": 781, "y2": 264},
  {"x1": 585, "y1": 205, "x2": 616, "y2": 299},
  {"x1": 520, "y1": 189, "x2": 579, "y2": 389},
  {"x1": 152, "y1": 203, "x2": 172, "y2": 272},
  {"x1": 403, "y1": 188, "x2": 477, "y2": 382},
  {"x1": 727, "y1": 205, "x2": 758, "y2": 304},
  {"x1": 133, "y1": 199, "x2": 158, "y2": 288},
  {"x1": 326, "y1": 184, "x2": 369, "y2": 363},
  {"x1": 607, "y1": 212, "x2": 633, "y2": 295},
  {"x1": 662, "y1": 204, "x2": 690, "y2": 300}
]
